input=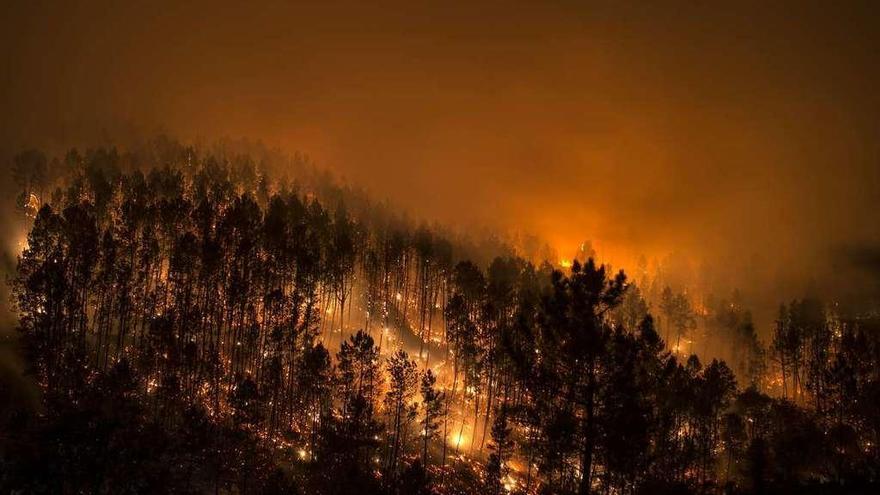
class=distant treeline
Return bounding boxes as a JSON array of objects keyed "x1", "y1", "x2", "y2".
[{"x1": 1, "y1": 141, "x2": 878, "y2": 494}]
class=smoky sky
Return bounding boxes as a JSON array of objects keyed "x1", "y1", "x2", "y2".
[{"x1": 2, "y1": 1, "x2": 879, "y2": 316}]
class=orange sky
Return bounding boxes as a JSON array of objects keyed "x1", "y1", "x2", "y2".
[{"x1": 2, "y1": 1, "x2": 879, "y2": 320}]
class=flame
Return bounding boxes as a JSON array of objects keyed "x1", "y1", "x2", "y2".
[
  {"x1": 503, "y1": 474, "x2": 517, "y2": 492},
  {"x1": 449, "y1": 430, "x2": 468, "y2": 448}
]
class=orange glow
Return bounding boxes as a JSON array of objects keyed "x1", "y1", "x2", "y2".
[{"x1": 449, "y1": 430, "x2": 469, "y2": 449}]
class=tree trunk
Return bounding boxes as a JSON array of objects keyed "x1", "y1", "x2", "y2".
[{"x1": 579, "y1": 363, "x2": 597, "y2": 495}]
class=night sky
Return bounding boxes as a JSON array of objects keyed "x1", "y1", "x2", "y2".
[{"x1": 2, "y1": 1, "x2": 879, "y2": 318}]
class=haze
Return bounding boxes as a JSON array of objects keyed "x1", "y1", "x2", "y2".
[{"x1": 2, "y1": 1, "x2": 879, "y2": 324}]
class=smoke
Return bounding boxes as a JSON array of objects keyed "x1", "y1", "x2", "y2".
[{"x1": 2, "y1": 1, "x2": 879, "y2": 331}]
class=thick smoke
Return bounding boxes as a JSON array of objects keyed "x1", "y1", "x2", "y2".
[{"x1": 2, "y1": 1, "x2": 879, "y2": 332}]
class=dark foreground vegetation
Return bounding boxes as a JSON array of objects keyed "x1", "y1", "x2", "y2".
[{"x1": 1, "y1": 140, "x2": 879, "y2": 494}]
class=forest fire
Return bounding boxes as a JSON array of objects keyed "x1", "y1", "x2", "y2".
[
  {"x1": 2, "y1": 2, "x2": 880, "y2": 494},
  {"x1": 3, "y1": 143, "x2": 874, "y2": 494}
]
